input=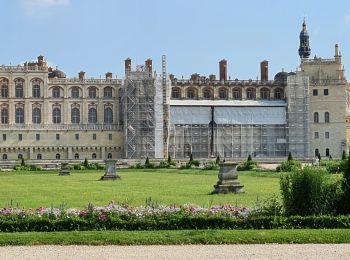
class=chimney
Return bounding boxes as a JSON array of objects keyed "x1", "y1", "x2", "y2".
[
  {"x1": 145, "y1": 58, "x2": 152, "y2": 76},
  {"x1": 105, "y1": 72, "x2": 113, "y2": 79},
  {"x1": 38, "y1": 55, "x2": 44, "y2": 66},
  {"x1": 260, "y1": 60, "x2": 268, "y2": 81},
  {"x1": 125, "y1": 58, "x2": 131, "y2": 75},
  {"x1": 48, "y1": 67, "x2": 53, "y2": 72},
  {"x1": 191, "y1": 73, "x2": 200, "y2": 81},
  {"x1": 169, "y1": 74, "x2": 175, "y2": 80},
  {"x1": 209, "y1": 74, "x2": 216, "y2": 81},
  {"x1": 219, "y1": 59, "x2": 227, "y2": 81},
  {"x1": 78, "y1": 71, "x2": 85, "y2": 80}
]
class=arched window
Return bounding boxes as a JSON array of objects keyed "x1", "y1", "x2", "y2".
[
  {"x1": 71, "y1": 108, "x2": 80, "y2": 124},
  {"x1": 18, "y1": 154, "x2": 23, "y2": 159},
  {"x1": 104, "y1": 86, "x2": 113, "y2": 98},
  {"x1": 314, "y1": 112, "x2": 319, "y2": 123},
  {"x1": 37, "y1": 154, "x2": 42, "y2": 160},
  {"x1": 1, "y1": 108, "x2": 8, "y2": 124},
  {"x1": 325, "y1": 112, "x2": 330, "y2": 123},
  {"x1": 33, "y1": 85, "x2": 40, "y2": 98},
  {"x1": 107, "y1": 153, "x2": 112, "y2": 159},
  {"x1": 2, "y1": 154, "x2": 7, "y2": 160},
  {"x1": 92, "y1": 153, "x2": 97, "y2": 159},
  {"x1": 171, "y1": 88, "x2": 181, "y2": 99},
  {"x1": 71, "y1": 87, "x2": 80, "y2": 98},
  {"x1": 1, "y1": 85, "x2": 8, "y2": 98},
  {"x1": 232, "y1": 88, "x2": 242, "y2": 100},
  {"x1": 219, "y1": 88, "x2": 228, "y2": 100},
  {"x1": 88, "y1": 108, "x2": 97, "y2": 124},
  {"x1": 246, "y1": 88, "x2": 256, "y2": 100},
  {"x1": 260, "y1": 88, "x2": 270, "y2": 99},
  {"x1": 15, "y1": 83, "x2": 23, "y2": 98},
  {"x1": 203, "y1": 88, "x2": 212, "y2": 99},
  {"x1": 89, "y1": 87, "x2": 97, "y2": 98},
  {"x1": 326, "y1": 148, "x2": 330, "y2": 157},
  {"x1": 275, "y1": 88, "x2": 284, "y2": 99},
  {"x1": 187, "y1": 88, "x2": 197, "y2": 99},
  {"x1": 15, "y1": 107, "x2": 24, "y2": 124},
  {"x1": 52, "y1": 87, "x2": 60, "y2": 98},
  {"x1": 56, "y1": 153, "x2": 61, "y2": 159},
  {"x1": 74, "y1": 153, "x2": 79, "y2": 159},
  {"x1": 104, "y1": 107, "x2": 113, "y2": 124},
  {"x1": 32, "y1": 108, "x2": 41, "y2": 124},
  {"x1": 52, "y1": 108, "x2": 61, "y2": 124},
  {"x1": 315, "y1": 148, "x2": 319, "y2": 156}
]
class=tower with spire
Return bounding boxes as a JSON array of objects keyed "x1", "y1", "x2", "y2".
[{"x1": 298, "y1": 19, "x2": 311, "y2": 59}]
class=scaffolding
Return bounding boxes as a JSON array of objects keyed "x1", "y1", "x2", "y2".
[{"x1": 123, "y1": 67, "x2": 164, "y2": 159}]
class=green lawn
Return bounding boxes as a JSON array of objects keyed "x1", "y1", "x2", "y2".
[{"x1": 0, "y1": 169, "x2": 280, "y2": 209}]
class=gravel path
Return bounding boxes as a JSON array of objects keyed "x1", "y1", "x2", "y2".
[{"x1": 1, "y1": 244, "x2": 350, "y2": 260}]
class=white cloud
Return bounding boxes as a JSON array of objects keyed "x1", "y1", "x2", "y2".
[{"x1": 20, "y1": 0, "x2": 70, "y2": 16}]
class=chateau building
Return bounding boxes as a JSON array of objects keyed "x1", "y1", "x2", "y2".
[{"x1": 0, "y1": 20, "x2": 348, "y2": 163}]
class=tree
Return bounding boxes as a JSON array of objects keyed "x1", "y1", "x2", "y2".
[
  {"x1": 287, "y1": 152, "x2": 293, "y2": 161},
  {"x1": 83, "y1": 158, "x2": 89, "y2": 168},
  {"x1": 189, "y1": 154, "x2": 193, "y2": 163},
  {"x1": 167, "y1": 154, "x2": 172, "y2": 164},
  {"x1": 21, "y1": 158, "x2": 25, "y2": 166},
  {"x1": 145, "y1": 156, "x2": 150, "y2": 166},
  {"x1": 318, "y1": 153, "x2": 321, "y2": 161},
  {"x1": 342, "y1": 150, "x2": 347, "y2": 161},
  {"x1": 339, "y1": 151, "x2": 350, "y2": 214},
  {"x1": 216, "y1": 155, "x2": 220, "y2": 164},
  {"x1": 247, "y1": 154, "x2": 252, "y2": 162}
]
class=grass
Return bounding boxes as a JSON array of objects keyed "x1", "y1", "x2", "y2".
[
  {"x1": 1, "y1": 229, "x2": 350, "y2": 245},
  {"x1": 0, "y1": 168, "x2": 280, "y2": 208}
]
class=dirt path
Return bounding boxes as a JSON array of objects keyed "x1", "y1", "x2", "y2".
[{"x1": 1, "y1": 244, "x2": 350, "y2": 260}]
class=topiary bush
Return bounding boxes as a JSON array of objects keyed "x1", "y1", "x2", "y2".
[
  {"x1": 237, "y1": 155, "x2": 257, "y2": 171},
  {"x1": 276, "y1": 159, "x2": 302, "y2": 172}
]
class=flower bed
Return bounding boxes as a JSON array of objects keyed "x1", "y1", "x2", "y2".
[{"x1": 0, "y1": 203, "x2": 350, "y2": 232}]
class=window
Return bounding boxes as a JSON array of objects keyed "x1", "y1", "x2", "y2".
[
  {"x1": 37, "y1": 154, "x2": 42, "y2": 160},
  {"x1": 74, "y1": 153, "x2": 79, "y2": 159},
  {"x1": 203, "y1": 88, "x2": 212, "y2": 99},
  {"x1": 75, "y1": 133, "x2": 79, "y2": 140},
  {"x1": 19, "y1": 134, "x2": 22, "y2": 141},
  {"x1": 2, "y1": 154, "x2": 7, "y2": 160},
  {"x1": 93, "y1": 133, "x2": 96, "y2": 140},
  {"x1": 171, "y1": 88, "x2": 181, "y2": 99},
  {"x1": 1, "y1": 85, "x2": 8, "y2": 98},
  {"x1": 15, "y1": 82, "x2": 24, "y2": 98},
  {"x1": 325, "y1": 132, "x2": 330, "y2": 139},
  {"x1": 2, "y1": 134, "x2": 6, "y2": 141},
  {"x1": 275, "y1": 88, "x2": 284, "y2": 99},
  {"x1": 36, "y1": 134, "x2": 40, "y2": 141},
  {"x1": 71, "y1": 87, "x2": 80, "y2": 98},
  {"x1": 15, "y1": 107, "x2": 24, "y2": 124},
  {"x1": 71, "y1": 108, "x2": 80, "y2": 124},
  {"x1": 324, "y1": 89, "x2": 329, "y2": 96},
  {"x1": 103, "y1": 86, "x2": 113, "y2": 98},
  {"x1": 314, "y1": 112, "x2": 319, "y2": 123},
  {"x1": 187, "y1": 88, "x2": 197, "y2": 99},
  {"x1": 314, "y1": 132, "x2": 319, "y2": 139},
  {"x1": 32, "y1": 108, "x2": 41, "y2": 124},
  {"x1": 18, "y1": 154, "x2": 23, "y2": 159},
  {"x1": 315, "y1": 149, "x2": 319, "y2": 156},
  {"x1": 326, "y1": 148, "x2": 330, "y2": 157},
  {"x1": 56, "y1": 153, "x2": 60, "y2": 159},
  {"x1": 52, "y1": 108, "x2": 61, "y2": 124},
  {"x1": 33, "y1": 85, "x2": 40, "y2": 98},
  {"x1": 89, "y1": 87, "x2": 97, "y2": 98},
  {"x1": 1, "y1": 108, "x2": 8, "y2": 124},
  {"x1": 108, "y1": 133, "x2": 112, "y2": 140},
  {"x1": 107, "y1": 153, "x2": 112, "y2": 159},
  {"x1": 92, "y1": 153, "x2": 97, "y2": 159},
  {"x1": 313, "y1": 89, "x2": 318, "y2": 96},
  {"x1": 56, "y1": 134, "x2": 60, "y2": 140},
  {"x1": 260, "y1": 88, "x2": 270, "y2": 99},
  {"x1": 232, "y1": 88, "x2": 242, "y2": 100},
  {"x1": 88, "y1": 108, "x2": 97, "y2": 124},
  {"x1": 219, "y1": 88, "x2": 228, "y2": 99},
  {"x1": 104, "y1": 107, "x2": 113, "y2": 124},
  {"x1": 52, "y1": 87, "x2": 60, "y2": 98},
  {"x1": 325, "y1": 112, "x2": 330, "y2": 123},
  {"x1": 246, "y1": 88, "x2": 256, "y2": 100}
]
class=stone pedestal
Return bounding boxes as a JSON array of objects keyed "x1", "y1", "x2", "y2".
[
  {"x1": 100, "y1": 160, "x2": 120, "y2": 180},
  {"x1": 59, "y1": 162, "x2": 70, "y2": 176},
  {"x1": 212, "y1": 162, "x2": 244, "y2": 194}
]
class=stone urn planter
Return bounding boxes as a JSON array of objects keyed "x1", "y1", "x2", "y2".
[
  {"x1": 212, "y1": 162, "x2": 244, "y2": 194},
  {"x1": 100, "y1": 159, "x2": 121, "y2": 180},
  {"x1": 58, "y1": 162, "x2": 70, "y2": 176}
]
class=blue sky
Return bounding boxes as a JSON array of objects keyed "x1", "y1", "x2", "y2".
[{"x1": 1, "y1": 0, "x2": 350, "y2": 79}]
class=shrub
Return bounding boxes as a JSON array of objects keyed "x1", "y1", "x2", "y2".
[
  {"x1": 342, "y1": 150, "x2": 347, "y2": 161},
  {"x1": 280, "y1": 166, "x2": 341, "y2": 216},
  {"x1": 203, "y1": 161, "x2": 219, "y2": 170},
  {"x1": 237, "y1": 155, "x2": 257, "y2": 171},
  {"x1": 276, "y1": 160, "x2": 302, "y2": 172},
  {"x1": 216, "y1": 155, "x2": 220, "y2": 164},
  {"x1": 287, "y1": 152, "x2": 293, "y2": 161},
  {"x1": 20, "y1": 158, "x2": 25, "y2": 166},
  {"x1": 320, "y1": 160, "x2": 344, "y2": 174},
  {"x1": 339, "y1": 151, "x2": 350, "y2": 214},
  {"x1": 83, "y1": 158, "x2": 89, "y2": 168},
  {"x1": 252, "y1": 194, "x2": 284, "y2": 217}
]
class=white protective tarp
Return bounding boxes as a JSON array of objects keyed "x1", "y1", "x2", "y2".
[
  {"x1": 170, "y1": 106, "x2": 211, "y2": 124},
  {"x1": 214, "y1": 107, "x2": 286, "y2": 124}
]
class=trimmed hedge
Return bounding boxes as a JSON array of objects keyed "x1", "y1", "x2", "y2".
[{"x1": 1, "y1": 214, "x2": 350, "y2": 232}]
